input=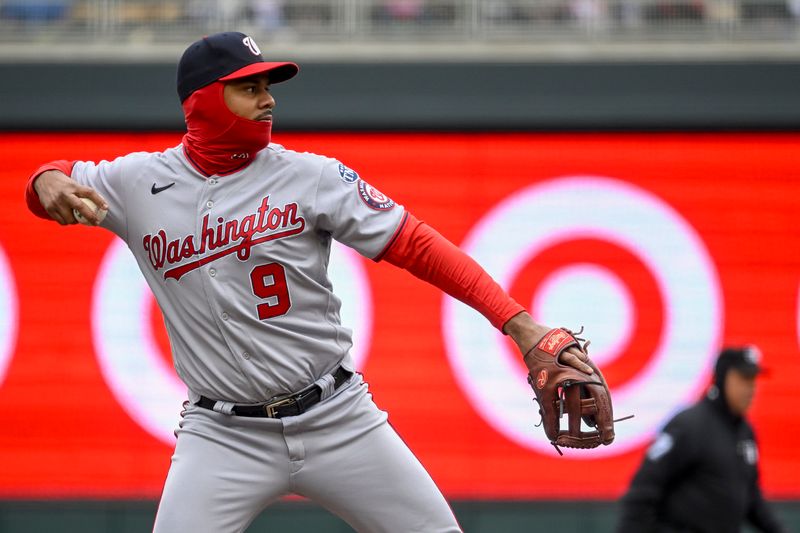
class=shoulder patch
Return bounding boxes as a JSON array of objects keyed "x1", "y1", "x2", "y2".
[
  {"x1": 338, "y1": 163, "x2": 359, "y2": 183},
  {"x1": 357, "y1": 180, "x2": 395, "y2": 210},
  {"x1": 646, "y1": 432, "x2": 674, "y2": 461}
]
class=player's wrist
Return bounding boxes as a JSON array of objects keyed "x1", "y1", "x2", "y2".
[
  {"x1": 32, "y1": 172, "x2": 49, "y2": 197},
  {"x1": 503, "y1": 312, "x2": 549, "y2": 356},
  {"x1": 33, "y1": 170, "x2": 66, "y2": 196}
]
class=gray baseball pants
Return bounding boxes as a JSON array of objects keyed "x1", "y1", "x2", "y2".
[{"x1": 152, "y1": 374, "x2": 461, "y2": 532}]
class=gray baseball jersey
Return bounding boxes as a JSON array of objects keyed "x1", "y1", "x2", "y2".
[
  {"x1": 71, "y1": 143, "x2": 404, "y2": 403},
  {"x1": 69, "y1": 143, "x2": 462, "y2": 532}
]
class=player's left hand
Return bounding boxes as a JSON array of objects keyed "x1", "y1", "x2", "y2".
[
  {"x1": 504, "y1": 312, "x2": 593, "y2": 375},
  {"x1": 523, "y1": 326, "x2": 617, "y2": 454}
]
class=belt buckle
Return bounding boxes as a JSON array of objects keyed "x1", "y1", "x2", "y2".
[{"x1": 264, "y1": 396, "x2": 296, "y2": 418}]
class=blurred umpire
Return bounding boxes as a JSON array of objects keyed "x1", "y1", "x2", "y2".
[{"x1": 617, "y1": 346, "x2": 786, "y2": 533}]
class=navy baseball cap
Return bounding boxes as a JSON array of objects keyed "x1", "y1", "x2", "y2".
[
  {"x1": 177, "y1": 32, "x2": 298, "y2": 102},
  {"x1": 715, "y1": 345, "x2": 765, "y2": 378}
]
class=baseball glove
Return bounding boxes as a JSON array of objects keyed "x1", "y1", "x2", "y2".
[{"x1": 525, "y1": 327, "x2": 617, "y2": 455}]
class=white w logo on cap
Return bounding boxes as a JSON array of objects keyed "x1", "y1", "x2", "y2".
[{"x1": 242, "y1": 36, "x2": 261, "y2": 56}]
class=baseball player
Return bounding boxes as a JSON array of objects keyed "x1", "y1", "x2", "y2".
[{"x1": 25, "y1": 32, "x2": 599, "y2": 533}]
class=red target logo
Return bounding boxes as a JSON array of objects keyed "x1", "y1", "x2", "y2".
[
  {"x1": 0, "y1": 245, "x2": 16, "y2": 388},
  {"x1": 443, "y1": 176, "x2": 722, "y2": 457}
]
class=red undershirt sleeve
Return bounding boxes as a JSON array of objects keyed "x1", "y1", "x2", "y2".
[
  {"x1": 24, "y1": 160, "x2": 76, "y2": 220},
  {"x1": 379, "y1": 212, "x2": 525, "y2": 332}
]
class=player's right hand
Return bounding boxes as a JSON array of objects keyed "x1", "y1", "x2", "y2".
[{"x1": 34, "y1": 170, "x2": 108, "y2": 225}]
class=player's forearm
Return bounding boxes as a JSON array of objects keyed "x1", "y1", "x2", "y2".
[{"x1": 381, "y1": 213, "x2": 524, "y2": 331}]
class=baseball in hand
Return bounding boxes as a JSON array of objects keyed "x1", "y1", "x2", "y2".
[{"x1": 73, "y1": 197, "x2": 108, "y2": 226}]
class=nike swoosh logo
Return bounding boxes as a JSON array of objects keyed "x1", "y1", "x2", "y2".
[{"x1": 151, "y1": 182, "x2": 176, "y2": 195}]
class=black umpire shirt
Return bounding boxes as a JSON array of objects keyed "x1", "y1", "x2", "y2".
[{"x1": 616, "y1": 394, "x2": 785, "y2": 533}]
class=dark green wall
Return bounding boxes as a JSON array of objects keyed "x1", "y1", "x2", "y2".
[
  {"x1": 1, "y1": 500, "x2": 799, "y2": 532},
  {"x1": 2, "y1": 61, "x2": 799, "y2": 131}
]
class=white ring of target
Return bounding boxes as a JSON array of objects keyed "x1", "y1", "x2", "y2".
[
  {"x1": 532, "y1": 263, "x2": 634, "y2": 368},
  {"x1": 92, "y1": 238, "x2": 371, "y2": 445},
  {"x1": 0, "y1": 245, "x2": 18, "y2": 387},
  {"x1": 442, "y1": 176, "x2": 722, "y2": 457}
]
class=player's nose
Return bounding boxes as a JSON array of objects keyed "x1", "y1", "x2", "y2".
[{"x1": 260, "y1": 91, "x2": 275, "y2": 109}]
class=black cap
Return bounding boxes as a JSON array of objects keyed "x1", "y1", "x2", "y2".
[
  {"x1": 715, "y1": 345, "x2": 764, "y2": 379},
  {"x1": 177, "y1": 32, "x2": 298, "y2": 102}
]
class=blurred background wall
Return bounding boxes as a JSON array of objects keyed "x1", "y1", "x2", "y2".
[
  {"x1": 0, "y1": 1, "x2": 799, "y2": 532},
  {"x1": 1, "y1": 0, "x2": 799, "y2": 130}
]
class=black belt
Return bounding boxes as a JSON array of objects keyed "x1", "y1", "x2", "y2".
[{"x1": 196, "y1": 366, "x2": 352, "y2": 418}]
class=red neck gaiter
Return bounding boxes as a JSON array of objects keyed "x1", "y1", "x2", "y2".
[{"x1": 181, "y1": 82, "x2": 271, "y2": 177}]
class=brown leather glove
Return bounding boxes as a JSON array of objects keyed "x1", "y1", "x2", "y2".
[{"x1": 525, "y1": 327, "x2": 615, "y2": 455}]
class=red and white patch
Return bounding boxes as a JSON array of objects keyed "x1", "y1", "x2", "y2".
[
  {"x1": 358, "y1": 180, "x2": 395, "y2": 211},
  {"x1": 537, "y1": 328, "x2": 575, "y2": 357},
  {"x1": 535, "y1": 369, "x2": 548, "y2": 389}
]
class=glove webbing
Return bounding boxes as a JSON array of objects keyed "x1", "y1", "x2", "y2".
[
  {"x1": 530, "y1": 379, "x2": 602, "y2": 421},
  {"x1": 557, "y1": 379, "x2": 603, "y2": 418},
  {"x1": 531, "y1": 378, "x2": 604, "y2": 455}
]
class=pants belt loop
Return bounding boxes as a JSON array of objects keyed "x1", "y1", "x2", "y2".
[
  {"x1": 314, "y1": 373, "x2": 336, "y2": 402},
  {"x1": 212, "y1": 400, "x2": 235, "y2": 415}
]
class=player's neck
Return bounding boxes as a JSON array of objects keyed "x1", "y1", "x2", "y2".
[
  {"x1": 182, "y1": 138, "x2": 261, "y2": 177},
  {"x1": 181, "y1": 83, "x2": 271, "y2": 177}
]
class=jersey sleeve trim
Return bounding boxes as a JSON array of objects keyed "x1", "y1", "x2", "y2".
[
  {"x1": 372, "y1": 211, "x2": 409, "y2": 262},
  {"x1": 24, "y1": 160, "x2": 76, "y2": 220}
]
